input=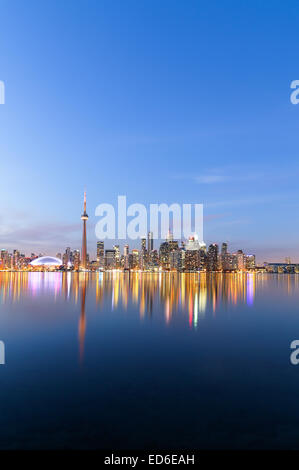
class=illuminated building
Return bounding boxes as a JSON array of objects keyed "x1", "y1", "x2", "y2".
[
  {"x1": 1, "y1": 249, "x2": 8, "y2": 269},
  {"x1": 148, "y1": 249, "x2": 159, "y2": 271},
  {"x1": 246, "y1": 254, "x2": 256, "y2": 270},
  {"x1": 105, "y1": 249, "x2": 115, "y2": 269},
  {"x1": 169, "y1": 249, "x2": 180, "y2": 270},
  {"x1": 207, "y1": 244, "x2": 218, "y2": 271},
  {"x1": 97, "y1": 241, "x2": 104, "y2": 269},
  {"x1": 185, "y1": 249, "x2": 199, "y2": 271},
  {"x1": 178, "y1": 248, "x2": 185, "y2": 272},
  {"x1": 132, "y1": 249, "x2": 139, "y2": 268},
  {"x1": 140, "y1": 237, "x2": 147, "y2": 269},
  {"x1": 159, "y1": 241, "x2": 170, "y2": 270},
  {"x1": 185, "y1": 235, "x2": 206, "y2": 251},
  {"x1": 220, "y1": 242, "x2": 229, "y2": 270},
  {"x1": 80, "y1": 191, "x2": 88, "y2": 269},
  {"x1": 73, "y1": 249, "x2": 80, "y2": 270},
  {"x1": 30, "y1": 256, "x2": 63, "y2": 267},
  {"x1": 124, "y1": 244, "x2": 129, "y2": 270},
  {"x1": 13, "y1": 250, "x2": 20, "y2": 269},
  {"x1": 237, "y1": 249, "x2": 246, "y2": 270},
  {"x1": 114, "y1": 245, "x2": 120, "y2": 268},
  {"x1": 147, "y1": 231, "x2": 153, "y2": 253}
]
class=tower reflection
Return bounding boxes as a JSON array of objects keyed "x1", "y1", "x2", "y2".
[{"x1": 78, "y1": 274, "x2": 87, "y2": 363}]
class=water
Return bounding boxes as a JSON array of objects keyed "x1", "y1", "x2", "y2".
[{"x1": 0, "y1": 271, "x2": 298, "y2": 449}]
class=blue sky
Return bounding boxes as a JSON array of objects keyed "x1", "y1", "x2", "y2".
[{"x1": 0, "y1": 0, "x2": 299, "y2": 262}]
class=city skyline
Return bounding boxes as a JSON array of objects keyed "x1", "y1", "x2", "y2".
[{"x1": 0, "y1": 190, "x2": 294, "y2": 266}]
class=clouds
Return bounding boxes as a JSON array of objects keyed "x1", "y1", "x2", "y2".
[
  {"x1": 195, "y1": 173, "x2": 261, "y2": 184},
  {"x1": 0, "y1": 221, "x2": 82, "y2": 253}
]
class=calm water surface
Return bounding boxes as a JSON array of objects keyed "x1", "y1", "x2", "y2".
[{"x1": 0, "y1": 271, "x2": 299, "y2": 449}]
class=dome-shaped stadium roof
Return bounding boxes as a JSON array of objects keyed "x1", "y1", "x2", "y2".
[{"x1": 30, "y1": 256, "x2": 62, "y2": 266}]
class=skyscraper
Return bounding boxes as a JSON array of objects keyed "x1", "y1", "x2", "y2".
[
  {"x1": 147, "y1": 231, "x2": 153, "y2": 253},
  {"x1": 97, "y1": 241, "x2": 104, "y2": 269},
  {"x1": 207, "y1": 244, "x2": 218, "y2": 272},
  {"x1": 81, "y1": 191, "x2": 88, "y2": 269},
  {"x1": 124, "y1": 244, "x2": 129, "y2": 270},
  {"x1": 220, "y1": 242, "x2": 228, "y2": 271},
  {"x1": 159, "y1": 241, "x2": 170, "y2": 270},
  {"x1": 140, "y1": 237, "x2": 147, "y2": 269},
  {"x1": 114, "y1": 244, "x2": 120, "y2": 268}
]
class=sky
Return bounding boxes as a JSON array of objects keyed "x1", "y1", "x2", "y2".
[{"x1": 0, "y1": 0, "x2": 299, "y2": 262}]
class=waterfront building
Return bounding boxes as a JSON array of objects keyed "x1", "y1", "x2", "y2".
[
  {"x1": 124, "y1": 244, "x2": 129, "y2": 270},
  {"x1": 159, "y1": 241, "x2": 170, "y2": 270},
  {"x1": 105, "y1": 249, "x2": 115, "y2": 269},
  {"x1": 97, "y1": 241, "x2": 104, "y2": 269},
  {"x1": 132, "y1": 249, "x2": 139, "y2": 269},
  {"x1": 140, "y1": 237, "x2": 147, "y2": 269},
  {"x1": 114, "y1": 245, "x2": 120, "y2": 268},
  {"x1": 246, "y1": 254, "x2": 256, "y2": 270},
  {"x1": 147, "y1": 231, "x2": 153, "y2": 253},
  {"x1": 207, "y1": 244, "x2": 218, "y2": 271}
]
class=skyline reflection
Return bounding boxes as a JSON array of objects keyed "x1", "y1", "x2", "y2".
[
  {"x1": 0, "y1": 271, "x2": 258, "y2": 316},
  {"x1": 1, "y1": 271, "x2": 290, "y2": 363}
]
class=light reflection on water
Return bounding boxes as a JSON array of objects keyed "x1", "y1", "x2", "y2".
[
  {"x1": 0, "y1": 271, "x2": 259, "y2": 363},
  {"x1": 0, "y1": 270, "x2": 257, "y2": 312},
  {"x1": 0, "y1": 271, "x2": 257, "y2": 340}
]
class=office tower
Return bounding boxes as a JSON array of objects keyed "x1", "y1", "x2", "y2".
[
  {"x1": 62, "y1": 250, "x2": 69, "y2": 267},
  {"x1": 159, "y1": 241, "x2": 170, "y2": 270},
  {"x1": 220, "y1": 242, "x2": 228, "y2": 271},
  {"x1": 147, "y1": 231, "x2": 153, "y2": 253},
  {"x1": 81, "y1": 191, "x2": 88, "y2": 269},
  {"x1": 185, "y1": 249, "x2": 199, "y2": 271},
  {"x1": 207, "y1": 244, "x2": 218, "y2": 271},
  {"x1": 73, "y1": 250, "x2": 80, "y2": 270},
  {"x1": 221, "y1": 242, "x2": 228, "y2": 255},
  {"x1": 66, "y1": 247, "x2": 71, "y2": 264},
  {"x1": 169, "y1": 249, "x2": 180, "y2": 270},
  {"x1": 246, "y1": 254, "x2": 256, "y2": 270},
  {"x1": 237, "y1": 249, "x2": 246, "y2": 270},
  {"x1": 114, "y1": 245, "x2": 120, "y2": 268},
  {"x1": 124, "y1": 244, "x2": 129, "y2": 270},
  {"x1": 97, "y1": 241, "x2": 104, "y2": 269},
  {"x1": 149, "y1": 249, "x2": 159, "y2": 270},
  {"x1": 132, "y1": 249, "x2": 139, "y2": 269},
  {"x1": 105, "y1": 249, "x2": 115, "y2": 269},
  {"x1": 169, "y1": 240, "x2": 179, "y2": 252},
  {"x1": 140, "y1": 237, "x2": 147, "y2": 269},
  {"x1": 56, "y1": 252, "x2": 62, "y2": 261},
  {"x1": 231, "y1": 253, "x2": 238, "y2": 270},
  {"x1": 199, "y1": 249, "x2": 207, "y2": 271},
  {"x1": 177, "y1": 248, "x2": 185, "y2": 272},
  {"x1": 184, "y1": 235, "x2": 206, "y2": 272},
  {"x1": 1, "y1": 249, "x2": 8, "y2": 269},
  {"x1": 13, "y1": 249, "x2": 20, "y2": 269},
  {"x1": 185, "y1": 235, "x2": 206, "y2": 252}
]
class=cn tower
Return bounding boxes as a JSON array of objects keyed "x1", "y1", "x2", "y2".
[{"x1": 81, "y1": 191, "x2": 88, "y2": 269}]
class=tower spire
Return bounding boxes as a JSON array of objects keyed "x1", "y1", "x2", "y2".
[{"x1": 81, "y1": 191, "x2": 88, "y2": 270}]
